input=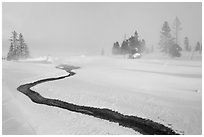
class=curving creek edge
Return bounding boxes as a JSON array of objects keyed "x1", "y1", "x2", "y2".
[{"x1": 17, "y1": 64, "x2": 179, "y2": 135}]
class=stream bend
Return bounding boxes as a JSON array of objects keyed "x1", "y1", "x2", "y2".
[{"x1": 17, "y1": 65, "x2": 179, "y2": 135}]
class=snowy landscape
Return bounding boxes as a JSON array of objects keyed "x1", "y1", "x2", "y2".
[
  {"x1": 2, "y1": 53, "x2": 202, "y2": 134},
  {"x1": 2, "y1": 2, "x2": 202, "y2": 135}
]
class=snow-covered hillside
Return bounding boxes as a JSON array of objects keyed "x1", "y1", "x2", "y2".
[{"x1": 2, "y1": 55, "x2": 202, "y2": 134}]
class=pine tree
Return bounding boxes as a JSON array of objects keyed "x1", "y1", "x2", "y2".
[
  {"x1": 169, "y1": 43, "x2": 182, "y2": 57},
  {"x1": 7, "y1": 31, "x2": 18, "y2": 60},
  {"x1": 159, "y1": 21, "x2": 182, "y2": 57},
  {"x1": 19, "y1": 33, "x2": 30, "y2": 58},
  {"x1": 7, "y1": 31, "x2": 30, "y2": 60},
  {"x1": 134, "y1": 31, "x2": 139, "y2": 45},
  {"x1": 128, "y1": 31, "x2": 140, "y2": 54},
  {"x1": 184, "y1": 36, "x2": 190, "y2": 51},
  {"x1": 18, "y1": 33, "x2": 24, "y2": 58},
  {"x1": 121, "y1": 39, "x2": 129, "y2": 54},
  {"x1": 7, "y1": 43, "x2": 14, "y2": 60},
  {"x1": 112, "y1": 41, "x2": 120, "y2": 55},
  {"x1": 128, "y1": 31, "x2": 139, "y2": 48},
  {"x1": 128, "y1": 36, "x2": 135, "y2": 54},
  {"x1": 195, "y1": 42, "x2": 201, "y2": 54},
  {"x1": 134, "y1": 31, "x2": 140, "y2": 50},
  {"x1": 159, "y1": 21, "x2": 173, "y2": 53}
]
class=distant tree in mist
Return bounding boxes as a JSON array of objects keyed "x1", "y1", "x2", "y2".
[
  {"x1": 159, "y1": 21, "x2": 172, "y2": 53},
  {"x1": 7, "y1": 43, "x2": 15, "y2": 60},
  {"x1": 128, "y1": 36, "x2": 137, "y2": 54},
  {"x1": 195, "y1": 41, "x2": 202, "y2": 54},
  {"x1": 2, "y1": 56, "x2": 6, "y2": 60},
  {"x1": 112, "y1": 30, "x2": 146, "y2": 57},
  {"x1": 130, "y1": 31, "x2": 140, "y2": 50},
  {"x1": 7, "y1": 31, "x2": 30, "y2": 60},
  {"x1": 19, "y1": 33, "x2": 30, "y2": 58},
  {"x1": 7, "y1": 31, "x2": 18, "y2": 60},
  {"x1": 191, "y1": 41, "x2": 202, "y2": 60},
  {"x1": 128, "y1": 30, "x2": 144, "y2": 54},
  {"x1": 159, "y1": 21, "x2": 182, "y2": 57},
  {"x1": 184, "y1": 36, "x2": 190, "y2": 51},
  {"x1": 121, "y1": 39, "x2": 129, "y2": 54},
  {"x1": 169, "y1": 43, "x2": 182, "y2": 57},
  {"x1": 172, "y1": 17, "x2": 182, "y2": 45},
  {"x1": 112, "y1": 41, "x2": 121, "y2": 55},
  {"x1": 134, "y1": 31, "x2": 140, "y2": 48}
]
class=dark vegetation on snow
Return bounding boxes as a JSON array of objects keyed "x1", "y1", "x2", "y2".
[{"x1": 17, "y1": 64, "x2": 179, "y2": 135}]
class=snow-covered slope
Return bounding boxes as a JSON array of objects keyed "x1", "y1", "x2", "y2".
[{"x1": 2, "y1": 56, "x2": 202, "y2": 134}]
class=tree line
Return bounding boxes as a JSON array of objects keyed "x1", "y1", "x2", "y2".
[
  {"x1": 112, "y1": 31, "x2": 147, "y2": 56},
  {"x1": 7, "y1": 31, "x2": 30, "y2": 60},
  {"x1": 112, "y1": 17, "x2": 202, "y2": 58},
  {"x1": 159, "y1": 17, "x2": 202, "y2": 57},
  {"x1": 184, "y1": 36, "x2": 202, "y2": 54}
]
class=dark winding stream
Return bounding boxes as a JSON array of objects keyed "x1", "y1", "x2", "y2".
[{"x1": 17, "y1": 65, "x2": 179, "y2": 135}]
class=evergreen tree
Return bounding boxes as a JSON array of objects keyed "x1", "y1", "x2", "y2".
[
  {"x1": 134, "y1": 31, "x2": 140, "y2": 51},
  {"x1": 128, "y1": 36, "x2": 136, "y2": 54},
  {"x1": 128, "y1": 36, "x2": 135, "y2": 48},
  {"x1": 7, "y1": 31, "x2": 18, "y2": 60},
  {"x1": 121, "y1": 39, "x2": 129, "y2": 54},
  {"x1": 18, "y1": 33, "x2": 24, "y2": 58},
  {"x1": 169, "y1": 43, "x2": 182, "y2": 57},
  {"x1": 129, "y1": 31, "x2": 139, "y2": 48},
  {"x1": 7, "y1": 43, "x2": 14, "y2": 60},
  {"x1": 10, "y1": 31, "x2": 18, "y2": 48},
  {"x1": 159, "y1": 21, "x2": 172, "y2": 53},
  {"x1": 19, "y1": 33, "x2": 29, "y2": 58},
  {"x1": 128, "y1": 31, "x2": 141, "y2": 54},
  {"x1": 159, "y1": 21, "x2": 182, "y2": 57},
  {"x1": 195, "y1": 41, "x2": 201, "y2": 54},
  {"x1": 112, "y1": 41, "x2": 120, "y2": 55},
  {"x1": 184, "y1": 36, "x2": 190, "y2": 51},
  {"x1": 7, "y1": 31, "x2": 30, "y2": 60}
]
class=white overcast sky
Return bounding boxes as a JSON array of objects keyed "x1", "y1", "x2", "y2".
[{"x1": 2, "y1": 2, "x2": 202, "y2": 57}]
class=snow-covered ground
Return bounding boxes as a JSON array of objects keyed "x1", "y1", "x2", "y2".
[{"x1": 2, "y1": 55, "x2": 202, "y2": 134}]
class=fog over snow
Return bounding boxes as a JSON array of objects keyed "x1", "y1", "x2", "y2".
[
  {"x1": 2, "y1": 2, "x2": 202, "y2": 135},
  {"x1": 2, "y1": 2, "x2": 202, "y2": 57}
]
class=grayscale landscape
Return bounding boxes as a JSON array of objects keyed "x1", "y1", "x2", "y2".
[{"x1": 2, "y1": 2, "x2": 202, "y2": 135}]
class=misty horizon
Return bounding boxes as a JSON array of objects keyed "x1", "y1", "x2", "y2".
[{"x1": 2, "y1": 2, "x2": 202, "y2": 57}]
